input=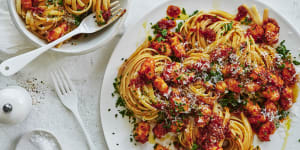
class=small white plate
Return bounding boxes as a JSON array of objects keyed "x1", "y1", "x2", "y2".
[
  {"x1": 100, "y1": 0, "x2": 300, "y2": 150},
  {"x1": 16, "y1": 130, "x2": 62, "y2": 150},
  {"x1": 7, "y1": 0, "x2": 129, "y2": 54}
]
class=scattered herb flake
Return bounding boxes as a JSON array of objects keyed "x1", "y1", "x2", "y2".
[
  {"x1": 73, "y1": 15, "x2": 82, "y2": 26},
  {"x1": 189, "y1": 10, "x2": 199, "y2": 17},
  {"x1": 278, "y1": 110, "x2": 289, "y2": 120},
  {"x1": 222, "y1": 22, "x2": 233, "y2": 34},
  {"x1": 176, "y1": 22, "x2": 183, "y2": 32},
  {"x1": 161, "y1": 29, "x2": 168, "y2": 37},
  {"x1": 58, "y1": 0, "x2": 63, "y2": 6},
  {"x1": 156, "y1": 36, "x2": 165, "y2": 42},
  {"x1": 241, "y1": 16, "x2": 252, "y2": 25},
  {"x1": 191, "y1": 144, "x2": 199, "y2": 150},
  {"x1": 276, "y1": 40, "x2": 291, "y2": 60},
  {"x1": 278, "y1": 63, "x2": 285, "y2": 69},
  {"x1": 182, "y1": 8, "x2": 186, "y2": 15},
  {"x1": 218, "y1": 91, "x2": 247, "y2": 111},
  {"x1": 151, "y1": 24, "x2": 161, "y2": 34},
  {"x1": 293, "y1": 60, "x2": 300, "y2": 65}
]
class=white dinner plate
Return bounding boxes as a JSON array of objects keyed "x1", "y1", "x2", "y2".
[{"x1": 100, "y1": 0, "x2": 300, "y2": 149}]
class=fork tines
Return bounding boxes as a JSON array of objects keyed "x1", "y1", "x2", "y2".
[
  {"x1": 108, "y1": 1, "x2": 125, "y2": 23},
  {"x1": 51, "y1": 67, "x2": 75, "y2": 97},
  {"x1": 110, "y1": 1, "x2": 120, "y2": 9}
]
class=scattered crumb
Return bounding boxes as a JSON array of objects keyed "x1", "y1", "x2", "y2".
[{"x1": 16, "y1": 77, "x2": 49, "y2": 105}]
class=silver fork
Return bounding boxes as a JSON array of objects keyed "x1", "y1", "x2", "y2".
[
  {"x1": 0, "y1": 1, "x2": 125, "y2": 76},
  {"x1": 51, "y1": 67, "x2": 96, "y2": 150}
]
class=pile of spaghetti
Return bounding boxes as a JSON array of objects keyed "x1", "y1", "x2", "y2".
[
  {"x1": 16, "y1": 0, "x2": 111, "y2": 45},
  {"x1": 115, "y1": 4, "x2": 298, "y2": 150}
]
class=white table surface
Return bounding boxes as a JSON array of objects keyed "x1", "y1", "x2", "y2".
[{"x1": 0, "y1": 0, "x2": 300, "y2": 150}]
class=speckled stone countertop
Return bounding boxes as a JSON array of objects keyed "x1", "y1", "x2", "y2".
[{"x1": 0, "y1": 0, "x2": 300, "y2": 150}]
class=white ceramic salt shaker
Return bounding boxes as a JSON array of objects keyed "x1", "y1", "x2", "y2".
[{"x1": 0, "y1": 86, "x2": 32, "y2": 124}]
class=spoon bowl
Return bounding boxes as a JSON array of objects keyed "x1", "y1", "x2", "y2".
[{"x1": 16, "y1": 130, "x2": 62, "y2": 150}]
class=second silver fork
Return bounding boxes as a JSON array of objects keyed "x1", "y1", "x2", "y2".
[{"x1": 51, "y1": 67, "x2": 96, "y2": 150}]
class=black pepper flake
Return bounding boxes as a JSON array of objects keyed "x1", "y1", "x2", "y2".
[{"x1": 108, "y1": 108, "x2": 111, "y2": 112}]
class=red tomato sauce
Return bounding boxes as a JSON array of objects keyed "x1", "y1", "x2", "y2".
[
  {"x1": 197, "y1": 115, "x2": 230, "y2": 150},
  {"x1": 235, "y1": 5, "x2": 248, "y2": 21},
  {"x1": 167, "y1": 5, "x2": 181, "y2": 18},
  {"x1": 158, "y1": 19, "x2": 176, "y2": 29}
]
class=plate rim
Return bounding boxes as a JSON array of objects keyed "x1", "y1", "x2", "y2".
[{"x1": 99, "y1": 0, "x2": 300, "y2": 149}]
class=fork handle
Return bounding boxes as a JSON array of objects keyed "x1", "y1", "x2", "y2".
[
  {"x1": 0, "y1": 28, "x2": 81, "y2": 76},
  {"x1": 73, "y1": 110, "x2": 97, "y2": 150}
]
